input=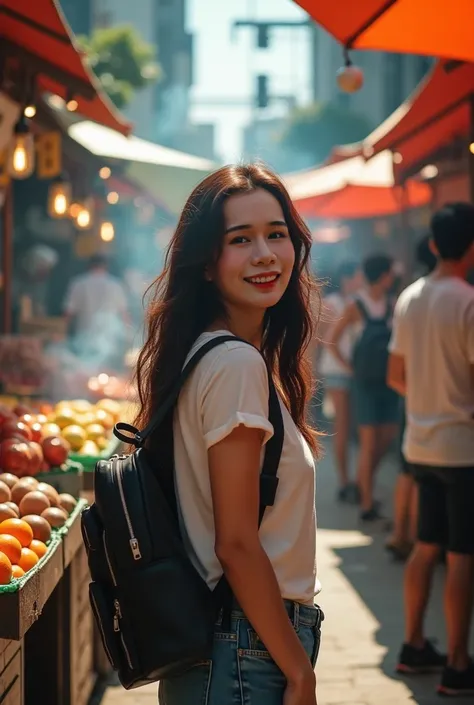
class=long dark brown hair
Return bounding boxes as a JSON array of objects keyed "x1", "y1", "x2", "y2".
[{"x1": 134, "y1": 163, "x2": 320, "y2": 451}]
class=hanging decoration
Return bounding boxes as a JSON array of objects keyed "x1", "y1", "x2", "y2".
[
  {"x1": 100, "y1": 221, "x2": 115, "y2": 242},
  {"x1": 47, "y1": 173, "x2": 72, "y2": 219},
  {"x1": 36, "y1": 131, "x2": 62, "y2": 180},
  {"x1": 336, "y1": 49, "x2": 364, "y2": 93},
  {"x1": 74, "y1": 197, "x2": 95, "y2": 230},
  {"x1": 7, "y1": 116, "x2": 35, "y2": 179}
]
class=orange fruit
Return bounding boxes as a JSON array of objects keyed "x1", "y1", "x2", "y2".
[
  {"x1": 0, "y1": 534, "x2": 21, "y2": 564},
  {"x1": 0, "y1": 518, "x2": 34, "y2": 548},
  {"x1": 0, "y1": 551, "x2": 12, "y2": 584},
  {"x1": 17, "y1": 547, "x2": 38, "y2": 573},
  {"x1": 28, "y1": 540, "x2": 47, "y2": 559},
  {"x1": 11, "y1": 564, "x2": 25, "y2": 579}
]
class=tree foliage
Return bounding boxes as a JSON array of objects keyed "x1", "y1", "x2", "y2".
[
  {"x1": 279, "y1": 101, "x2": 374, "y2": 165},
  {"x1": 78, "y1": 25, "x2": 161, "y2": 109}
]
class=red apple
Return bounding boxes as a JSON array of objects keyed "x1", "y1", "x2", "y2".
[
  {"x1": 1, "y1": 420, "x2": 33, "y2": 442},
  {"x1": 35, "y1": 414, "x2": 48, "y2": 425},
  {"x1": 0, "y1": 439, "x2": 31, "y2": 477},
  {"x1": 39, "y1": 461, "x2": 50, "y2": 473},
  {"x1": 0, "y1": 406, "x2": 13, "y2": 426},
  {"x1": 29, "y1": 423, "x2": 43, "y2": 443},
  {"x1": 28, "y1": 442, "x2": 44, "y2": 476},
  {"x1": 42, "y1": 436, "x2": 70, "y2": 467},
  {"x1": 13, "y1": 404, "x2": 31, "y2": 418},
  {"x1": 19, "y1": 414, "x2": 34, "y2": 427}
]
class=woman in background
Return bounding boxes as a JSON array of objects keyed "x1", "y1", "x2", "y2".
[{"x1": 318, "y1": 261, "x2": 362, "y2": 502}]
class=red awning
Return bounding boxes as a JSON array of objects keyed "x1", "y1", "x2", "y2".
[
  {"x1": 0, "y1": 0, "x2": 131, "y2": 136},
  {"x1": 294, "y1": 182, "x2": 431, "y2": 220},
  {"x1": 367, "y1": 60, "x2": 472, "y2": 174},
  {"x1": 294, "y1": 0, "x2": 474, "y2": 62}
]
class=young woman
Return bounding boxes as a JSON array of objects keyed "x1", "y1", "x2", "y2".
[
  {"x1": 318, "y1": 261, "x2": 361, "y2": 502},
  {"x1": 134, "y1": 164, "x2": 323, "y2": 705}
]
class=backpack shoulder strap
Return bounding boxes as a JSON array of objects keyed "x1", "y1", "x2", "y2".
[
  {"x1": 115, "y1": 334, "x2": 283, "y2": 516},
  {"x1": 355, "y1": 297, "x2": 370, "y2": 322}
]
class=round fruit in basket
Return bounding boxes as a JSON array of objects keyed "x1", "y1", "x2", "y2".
[
  {"x1": 85, "y1": 423, "x2": 106, "y2": 443},
  {"x1": 1, "y1": 420, "x2": 32, "y2": 442},
  {"x1": 42, "y1": 436, "x2": 70, "y2": 467},
  {"x1": 96, "y1": 398, "x2": 121, "y2": 422},
  {"x1": 21, "y1": 515, "x2": 51, "y2": 543},
  {"x1": 19, "y1": 491, "x2": 50, "y2": 517},
  {"x1": 36, "y1": 482, "x2": 60, "y2": 508},
  {"x1": 41, "y1": 423, "x2": 61, "y2": 438},
  {"x1": 0, "y1": 518, "x2": 33, "y2": 547},
  {"x1": 11, "y1": 565, "x2": 24, "y2": 579},
  {"x1": 0, "y1": 551, "x2": 12, "y2": 584},
  {"x1": 11, "y1": 477, "x2": 38, "y2": 505},
  {"x1": 58, "y1": 494, "x2": 77, "y2": 515},
  {"x1": 0, "y1": 481, "x2": 11, "y2": 503},
  {"x1": 94, "y1": 409, "x2": 114, "y2": 430},
  {"x1": 0, "y1": 440, "x2": 32, "y2": 478},
  {"x1": 18, "y1": 547, "x2": 38, "y2": 572},
  {"x1": 41, "y1": 507, "x2": 67, "y2": 528},
  {"x1": 29, "y1": 540, "x2": 47, "y2": 559},
  {"x1": 0, "y1": 534, "x2": 21, "y2": 564},
  {"x1": 0, "y1": 504, "x2": 18, "y2": 522},
  {"x1": 78, "y1": 440, "x2": 99, "y2": 456},
  {"x1": 0, "y1": 473, "x2": 18, "y2": 490},
  {"x1": 53, "y1": 407, "x2": 76, "y2": 430},
  {"x1": 62, "y1": 425, "x2": 87, "y2": 452}
]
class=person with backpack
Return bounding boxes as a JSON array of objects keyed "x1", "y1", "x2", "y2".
[
  {"x1": 387, "y1": 203, "x2": 474, "y2": 696},
  {"x1": 329, "y1": 254, "x2": 400, "y2": 521},
  {"x1": 85, "y1": 164, "x2": 323, "y2": 704}
]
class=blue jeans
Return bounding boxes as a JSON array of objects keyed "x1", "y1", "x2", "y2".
[{"x1": 158, "y1": 600, "x2": 324, "y2": 705}]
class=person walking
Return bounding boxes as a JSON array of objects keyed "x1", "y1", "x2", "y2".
[
  {"x1": 133, "y1": 164, "x2": 323, "y2": 705},
  {"x1": 319, "y1": 261, "x2": 362, "y2": 502},
  {"x1": 330, "y1": 254, "x2": 400, "y2": 521},
  {"x1": 388, "y1": 202, "x2": 474, "y2": 696}
]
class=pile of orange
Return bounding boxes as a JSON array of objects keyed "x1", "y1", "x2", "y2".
[{"x1": 0, "y1": 518, "x2": 48, "y2": 584}]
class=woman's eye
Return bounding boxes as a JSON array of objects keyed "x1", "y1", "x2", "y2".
[
  {"x1": 268, "y1": 231, "x2": 287, "y2": 239},
  {"x1": 229, "y1": 235, "x2": 249, "y2": 245}
]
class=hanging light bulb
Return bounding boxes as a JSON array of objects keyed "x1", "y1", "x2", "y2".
[
  {"x1": 100, "y1": 221, "x2": 115, "y2": 242},
  {"x1": 75, "y1": 197, "x2": 94, "y2": 230},
  {"x1": 7, "y1": 117, "x2": 35, "y2": 179},
  {"x1": 24, "y1": 104, "x2": 36, "y2": 119},
  {"x1": 48, "y1": 173, "x2": 72, "y2": 219},
  {"x1": 336, "y1": 49, "x2": 364, "y2": 93}
]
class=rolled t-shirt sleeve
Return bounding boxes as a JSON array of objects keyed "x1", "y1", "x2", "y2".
[{"x1": 199, "y1": 345, "x2": 274, "y2": 449}]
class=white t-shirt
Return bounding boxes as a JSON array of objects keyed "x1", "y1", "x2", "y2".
[
  {"x1": 389, "y1": 276, "x2": 474, "y2": 466},
  {"x1": 64, "y1": 270, "x2": 128, "y2": 334},
  {"x1": 173, "y1": 331, "x2": 319, "y2": 605}
]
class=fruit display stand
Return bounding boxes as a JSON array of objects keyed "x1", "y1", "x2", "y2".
[{"x1": 0, "y1": 499, "x2": 98, "y2": 705}]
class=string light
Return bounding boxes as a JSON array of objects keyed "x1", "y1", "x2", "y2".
[
  {"x1": 99, "y1": 166, "x2": 111, "y2": 179},
  {"x1": 100, "y1": 221, "x2": 115, "y2": 242}
]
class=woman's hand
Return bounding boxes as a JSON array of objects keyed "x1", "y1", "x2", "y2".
[{"x1": 284, "y1": 669, "x2": 317, "y2": 705}]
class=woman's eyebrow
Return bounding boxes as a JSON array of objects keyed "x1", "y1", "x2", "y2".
[{"x1": 225, "y1": 220, "x2": 287, "y2": 234}]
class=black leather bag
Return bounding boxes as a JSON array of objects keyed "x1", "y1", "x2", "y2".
[{"x1": 81, "y1": 335, "x2": 284, "y2": 689}]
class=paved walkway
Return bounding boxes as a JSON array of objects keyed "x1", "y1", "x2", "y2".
[{"x1": 95, "y1": 443, "x2": 474, "y2": 705}]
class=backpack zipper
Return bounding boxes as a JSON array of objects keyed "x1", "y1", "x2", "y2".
[
  {"x1": 103, "y1": 532, "x2": 117, "y2": 586},
  {"x1": 113, "y1": 599, "x2": 133, "y2": 669},
  {"x1": 117, "y1": 458, "x2": 142, "y2": 560},
  {"x1": 90, "y1": 591, "x2": 115, "y2": 667}
]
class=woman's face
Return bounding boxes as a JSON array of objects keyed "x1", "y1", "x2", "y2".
[{"x1": 209, "y1": 188, "x2": 296, "y2": 315}]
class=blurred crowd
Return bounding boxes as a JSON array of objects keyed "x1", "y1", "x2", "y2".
[{"x1": 315, "y1": 202, "x2": 474, "y2": 695}]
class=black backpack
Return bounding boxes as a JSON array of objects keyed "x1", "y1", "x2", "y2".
[
  {"x1": 81, "y1": 335, "x2": 284, "y2": 690},
  {"x1": 352, "y1": 298, "x2": 392, "y2": 385}
]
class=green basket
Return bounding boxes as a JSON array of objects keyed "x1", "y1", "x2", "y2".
[
  {"x1": 69, "y1": 437, "x2": 122, "y2": 471},
  {"x1": 0, "y1": 498, "x2": 88, "y2": 594}
]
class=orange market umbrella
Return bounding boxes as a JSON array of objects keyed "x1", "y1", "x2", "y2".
[
  {"x1": 285, "y1": 150, "x2": 431, "y2": 219},
  {"x1": 294, "y1": 0, "x2": 474, "y2": 62},
  {"x1": 365, "y1": 60, "x2": 474, "y2": 178}
]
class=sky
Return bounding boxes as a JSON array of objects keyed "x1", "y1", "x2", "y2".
[{"x1": 186, "y1": 0, "x2": 312, "y2": 162}]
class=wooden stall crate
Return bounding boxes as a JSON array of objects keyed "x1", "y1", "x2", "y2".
[
  {"x1": 63, "y1": 539, "x2": 96, "y2": 705},
  {"x1": 0, "y1": 639, "x2": 23, "y2": 705}
]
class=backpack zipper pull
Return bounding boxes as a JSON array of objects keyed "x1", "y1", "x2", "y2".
[
  {"x1": 130, "y1": 537, "x2": 141, "y2": 560},
  {"x1": 113, "y1": 599, "x2": 122, "y2": 632}
]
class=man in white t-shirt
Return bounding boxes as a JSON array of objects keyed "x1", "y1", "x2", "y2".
[
  {"x1": 64, "y1": 254, "x2": 130, "y2": 367},
  {"x1": 387, "y1": 203, "x2": 474, "y2": 696}
]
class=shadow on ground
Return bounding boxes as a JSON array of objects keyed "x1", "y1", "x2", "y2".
[{"x1": 317, "y1": 440, "x2": 474, "y2": 705}]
